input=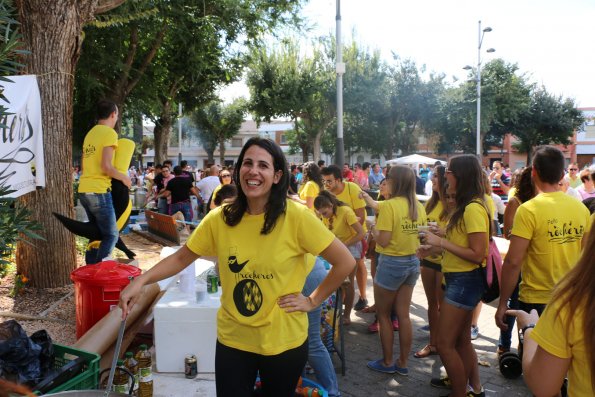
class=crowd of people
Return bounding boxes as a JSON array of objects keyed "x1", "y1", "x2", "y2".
[{"x1": 76, "y1": 101, "x2": 594, "y2": 397}]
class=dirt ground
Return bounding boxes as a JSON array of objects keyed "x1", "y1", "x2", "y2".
[{"x1": 0, "y1": 233, "x2": 164, "y2": 346}]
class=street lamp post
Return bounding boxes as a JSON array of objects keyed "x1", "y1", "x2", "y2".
[
  {"x1": 464, "y1": 20, "x2": 495, "y2": 160},
  {"x1": 335, "y1": 0, "x2": 345, "y2": 167}
]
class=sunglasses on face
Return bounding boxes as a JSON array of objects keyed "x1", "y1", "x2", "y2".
[
  {"x1": 221, "y1": 174, "x2": 231, "y2": 178},
  {"x1": 569, "y1": 168, "x2": 578, "y2": 171},
  {"x1": 322, "y1": 180, "x2": 335, "y2": 185}
]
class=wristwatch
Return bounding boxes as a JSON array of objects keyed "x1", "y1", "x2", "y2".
[{"x1": 521, "y1": 324, "x2": 536, "y2": 337}]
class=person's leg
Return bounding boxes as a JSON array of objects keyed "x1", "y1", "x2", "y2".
[
  {"x1": 437, "y1": 302, "x2": 472, "y2": 397},
  {"x1": 498, "y1": 280, "x2": 520, "y2": 352},
  {"x1": 374, "y1": 283, "x2": 398, "y2": 366},
  {"x1": 259, "y1": 340, "x2": 309, "y2": 397},
  {"x1": 394, "y1": 283, "x2": 415, "y2": 368},
  {"x1": 84, "y1": 193, "x2": 118, "y2": 263},
  {"x1": 471, "y1": 302, "x2": 482, "y2": 339},
  {"x1": 420, "y1": 265, "x2": 439, "y2": 348},
  {"x1": 342, "y1": 268, "x2": 356, "y2": 324},
  {"x1": 181, "y1": 202, "x2": 192, "y2": 222},
  {"x1": 354, "y1": 258, "x2": 368, "y2": 304},
  {"x1": 455, "y1": 309, "x2": 481, "y2": 393},
  {"x1": 215, "y1": 340, "x2": 258, "y2": 397}
]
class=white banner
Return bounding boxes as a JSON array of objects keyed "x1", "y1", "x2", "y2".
[{"x1": 0, "y1": 75, "x2": 45, "y2": 198}]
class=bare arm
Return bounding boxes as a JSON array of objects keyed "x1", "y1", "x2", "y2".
[
  {"x1": 343, "y1": 221, "x2": 365, "y2": 247},
  {"x1": 495, "y1": 235, "x2": 529, "y2": 329},
  {"x1": 101, "y1": 146, "x2": 132, "y2": 187},
  {"x1": 506, "y1": 309, "x2": 571, "y2": 396},
  {"x1": 119, "y1": 245, "x2": 199, "y2": 316},
  {"x1": 502, "y1": 198, "x2": 520, "y2": 240},
  {"x1": 354, "y1": 207, "x2": 365, "y2": 225},
  {"x1": 359, "y1": 191, "x2": 379, "y2": 210},
  {"x1": 424, "y1": 230, "x2": 487, "y2": 264}
]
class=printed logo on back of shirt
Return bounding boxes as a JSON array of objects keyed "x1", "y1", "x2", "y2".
[
  {"x1": 83, "y1": 144, "x2": 96, "y2": 158},
  {"x1": 547, "y1": 218, "x2": 585, "y2": 244}
]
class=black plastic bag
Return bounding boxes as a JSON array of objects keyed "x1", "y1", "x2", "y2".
[
  {"x1": 30, "y1": 329, "x2": 55, "y2": 376},
  {"x1": 0, "y1": 320, "x2": 42, "y2": 385}
]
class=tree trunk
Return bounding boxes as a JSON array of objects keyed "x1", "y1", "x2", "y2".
[
  {"x1": 153, "y1": 116, "x2": 173, "y2": 165},
  {"x1": 218, "y1": 136, "x2": 226, "y2": 166},
  {"x1": 14, "y1": 1, "x2": 99, "y2": 287},
  {"x1": 133, "y1": 115, "x2": 143, "y2": 167},
  {"x1": 206, "y1": 150, "x2": 215, "y2": 165}
]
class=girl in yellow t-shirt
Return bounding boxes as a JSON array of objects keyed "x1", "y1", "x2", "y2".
[
  {"x1": 418, "y1": 154, "x2": 489, "y2": 397},
  {"x1": 415, "y1": 164, "x2": 448, "y2": 359},
  {"x1": 507, "y1": 216, "x2": 595, "y2": 397},
  {"x1": 367, "y1": 166, "x2": 426, "y2": 376},
  {"x1": 292, "y1": 161, "x2": 323, "y2": 210},
  {"x1": 119, "y1": 138, "x2": 355, "y2": 397}
]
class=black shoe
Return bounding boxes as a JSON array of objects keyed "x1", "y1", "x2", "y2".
[
  {"x1": 354, "y1": 297, "x2": 368, "y2": 311},
  {"x1": 430, "y1": 376, "x2": 451, "y2": 389},
  {"x1": 467, "y1": 387, "x2": 485, "y2": 397}
]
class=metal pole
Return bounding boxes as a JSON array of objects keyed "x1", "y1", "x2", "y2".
[
  {"x1": 476, "y1": 20, "x2": 482, "y2": 158},
  {"x1": 178, "y1": 102, "x2": 183, "y2": 165},
  {"x1": 335, "y1": 0, "x2": 345, "y2": 167}
]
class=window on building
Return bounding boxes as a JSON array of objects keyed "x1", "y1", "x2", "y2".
[
  {"x1": 280, "y1": 133, "x2": 288, "y2": 145},
  {"x1": 232, "y1": 138, "x2": 243, "y2": 147}
]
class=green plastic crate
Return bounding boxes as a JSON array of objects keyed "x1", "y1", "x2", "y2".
[{"x1": 35, "y1": 343, "x2": 100, "y2": 395}]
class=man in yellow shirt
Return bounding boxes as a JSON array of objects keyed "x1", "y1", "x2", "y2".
[
  {"x1": 495, "y1": 146, "x2": 591, "y2": 328},
  {"x1": 78, "y1": 100, "x2": 131, "y2": 264},
  {"x1": 321, "y1": 165, "x2": 369, "y2": 317}
]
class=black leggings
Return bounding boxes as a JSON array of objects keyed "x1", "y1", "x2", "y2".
[{"x1": 215, "y1": 339, "x2": 308, "y2": 397}]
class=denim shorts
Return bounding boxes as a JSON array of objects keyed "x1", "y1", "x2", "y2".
[
  {"x1": 347, "y1": 241, "x2": 363, "y2": 259},
  {"x1": 443, "y1": 268, "x2": 485, "y2": 311},
  {"x1": 374, "y1": 254, "x2": 420, "y2": 291}
]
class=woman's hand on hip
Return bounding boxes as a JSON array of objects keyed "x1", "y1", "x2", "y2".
[{"x1": 278, "y1": 293, "x2": 316, "y2": 313}]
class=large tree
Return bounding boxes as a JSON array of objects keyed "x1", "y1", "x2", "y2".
[
  {"x1": 512, "y1": 87, "x2": 584, "y2": 163},
  {"x1": 191, "y1": 99, "x2": 246, "y2": 165},
  {"x1": 15, "y1": 0, "x2": 125, "y2": 288}
]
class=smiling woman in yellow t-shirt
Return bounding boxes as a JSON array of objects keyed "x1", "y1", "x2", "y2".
[
  {"x1": 119, "y1": 138, "x2": 355, "y2": 397},
  {"x1": 507, "y1": 216, "x2": 595, "y2": 397},
  {"x1": 366, "y1": 166, "x2": 426, "y2": 376},
  {"x1": 419, "y1": 154, "x2": 489, "y2": 397}
]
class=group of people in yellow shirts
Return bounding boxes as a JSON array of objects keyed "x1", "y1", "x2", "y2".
[{"x1": 115, "y1": 135, "x2": 595, "y2": 397}]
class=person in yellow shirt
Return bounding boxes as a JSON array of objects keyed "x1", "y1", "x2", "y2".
[
  {"x1": 321, "y1": 165, "x2": 369, "y2": 318},
  {"x1": 367, "y1": 166, "x2": 426, "y2": 376},
  {"x1": 209, "y1": 169, "x2": 234, "y2": 210},
  {"x1": 418, "y1": 154, "x2": 489, "y2": 397},
  {"x1": 78, "y1": 100, "x2": 131, "y2": 264},
  {"x1": 119, "y1": 137, "x2": 355, "y2": 397},
  {"x1": 415, "y1": 164, "x2": 448, "y2": 359},
  {"x1": 506, "y1": 215, "x2": 595, "y2": 397},
  {"x1": 292, "y1": 161, "x2": 323, "y2": 210},
  {"x1": 495, "y1": 146, "x2": 591, "y2": 327}
]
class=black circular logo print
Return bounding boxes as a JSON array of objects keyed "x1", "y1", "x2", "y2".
[{"x1": 233, "y1": 279, "x2": 263, "y2": 317}]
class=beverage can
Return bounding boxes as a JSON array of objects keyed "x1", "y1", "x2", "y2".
[
  {"x1": 185, "y1": 355, "x2": 197, "y2": 379},
  {"x1": 207, "y1": 275, "x2": 218, "y2": 293}
]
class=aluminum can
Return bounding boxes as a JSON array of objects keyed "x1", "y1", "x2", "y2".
[
  {"x1": 185, "y1": 355, "x2": 197, "y2": 379},
  {"x1": 207, "y1": 275, "x2": 218, "y2": 293}
]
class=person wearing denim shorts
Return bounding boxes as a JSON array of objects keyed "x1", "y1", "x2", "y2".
[
  {"x1": 78, "y1": 100, "x2": 131, "y2": 264},
  {"x1": 367, "y1": 166, "x2": 426, "y2": 376},
  {"x1": 419, "y1": 155, "x2": 489, "y2": 397}
]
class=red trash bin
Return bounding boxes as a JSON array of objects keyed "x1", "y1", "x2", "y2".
[{"x1": 71, "y1": 260, "x2": 141, "y2": 338}]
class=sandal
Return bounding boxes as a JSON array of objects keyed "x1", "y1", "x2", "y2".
[
  {"x1": 361, "y1": 304, "x2": 376, "y2": 313},
  {"x1": 414, "y1": 344, "x2": 438, "y2": 358}
]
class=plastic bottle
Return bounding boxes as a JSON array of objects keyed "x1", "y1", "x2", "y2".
[
  {"x1": 123, "y1": 351, "x2": 139, "y2": 396},
  {"x1": 135, "y1": 344, "x2": 153, "y2": 397},
  {"x1": 112, "y1": 359, "x2": 128, "y2": 394}
]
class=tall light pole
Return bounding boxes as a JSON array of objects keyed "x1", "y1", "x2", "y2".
[
  {"x1": 178, "y1": 102, "x2": 183, "y2": 165},
  {"x1": 335, "y1": 0, "x2": 345, "y2": 167},
  {"x1": 463, "y1": 20, "x2": 495, "y2": 159}
]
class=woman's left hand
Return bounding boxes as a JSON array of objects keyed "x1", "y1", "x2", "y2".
[
  {"x1": 278, "y1": 293, "x2": 315, "y2": 313},
  {"x1": 506, "y1": 309, "x2": 540, "y2": 330}
]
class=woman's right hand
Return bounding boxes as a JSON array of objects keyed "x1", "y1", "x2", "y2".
[{"x1": 119, "y1": 278, "x2": 145, "y2": 319}]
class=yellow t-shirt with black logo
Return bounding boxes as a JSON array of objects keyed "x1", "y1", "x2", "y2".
[
  {"x1": 425, "y1": 200, "x2": 447, "y2": 265},
  {"x1": 375, "y1": 197, "x2": 426, "y2": 256},
  {"x1": 442, "y1": 201, "x2": 490, "y2": 273},
  {"x1": 335, "y1": 181, "x2": 367, "y2": 232},
  {"x1": 530, "y1": 299, "x2": 590, "y2": 397},
  {"x1": 511, "y1": 191, "x2": 591, "y2": 304},
  {"x1": 322, "y1": 205, "x2": 358, "y2": 244},
  {"x1": 78, "y1": 125, "x2": 118, "y2": 193},
  {"x1": 186, "y1": 199, "x2": 335, "y2": 355}
]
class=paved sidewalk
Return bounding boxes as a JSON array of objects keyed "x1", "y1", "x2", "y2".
[{"x1": 333, "y1": 260, "x2": 531, "y2": 397}]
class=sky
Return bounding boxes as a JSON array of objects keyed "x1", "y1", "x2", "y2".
[{"x1": 222, "y1": 0, "x2": 595, "y2": 108}]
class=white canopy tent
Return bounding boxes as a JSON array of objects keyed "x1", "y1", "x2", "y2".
[{"x1": 386, "y1": 154, "x2": 446, "y2": 167}]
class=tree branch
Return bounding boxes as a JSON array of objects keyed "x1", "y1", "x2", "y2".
[
  {"x1": 117, "y1": 25, "x2": 139, "y2": 98},
  {"x1": 94, "y1": 0, "x2": 126, "y2": 15},
  {"x1": 125, "y1": 24, "x2": 167, "y2": 97}
]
